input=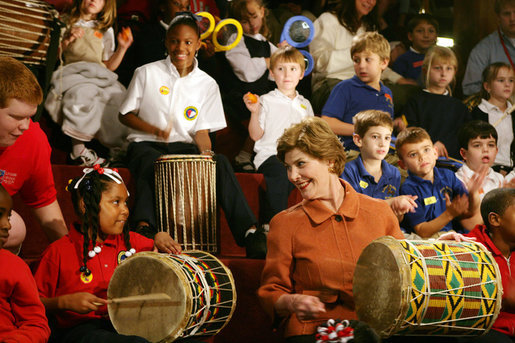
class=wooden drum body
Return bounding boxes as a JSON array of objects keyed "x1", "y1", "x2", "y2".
[
  {"x1": 353, "y1": 237, "x2": 502, "y2": 337},
  {"x1": 108, "y1": 251, "x2": 236, "y2": 342},
  {"x1": 155, "y1": 155, "x2": 217, "y2": 253},
  {"x1": 0, "y1": 0, "x2": 57, "y2": 65}
]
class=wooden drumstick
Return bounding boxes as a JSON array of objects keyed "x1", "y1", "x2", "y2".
[{"x1": 93, "y1": 293, "x2": 178, "y2": 306}]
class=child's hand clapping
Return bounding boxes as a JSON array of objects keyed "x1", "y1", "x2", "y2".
[
  {"x1": 154, "y1": 232, "x2": 182, "y2": 254},
  {"x1": 59, "y1": 292, "x2": 107, "y2": 314},
  {"x1": 445, "y1": 193, "x2": 469, "y2": 218},
  {"x1": 390, "y1": 195, "x2": 418, "y2": 216}
]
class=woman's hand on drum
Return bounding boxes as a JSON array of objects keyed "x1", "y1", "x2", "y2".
[
  {"x1": 58, "y1": 292, "x2": 107, "y2": 314},
  {"x1": 281, "y1": 294, "x2": 326, "y2": 321},
  {"x1": 154, "y1": 232, "x2": 182, "y2": 254}
]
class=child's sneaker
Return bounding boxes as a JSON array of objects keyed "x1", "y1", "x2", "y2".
[
  {"x1": 70, "y1": 148, "x2": 109, "y2": 167},
  {"x1": 234, "y1": 151, "x2": 255, "y2": 172}
]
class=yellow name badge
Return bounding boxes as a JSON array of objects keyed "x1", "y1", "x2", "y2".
[
  {"x1": 359, "y1": 180, "x2": 368, "y2": 189},
  {"x1": 300, "y1": 104, "x2": 307, "y2": 110},
  {"x1": 424, "y1": 196, "x2": 437, "y2": 205},
  {"x1": 159, "y1": 86, "x2": 170, "y2": 95}
]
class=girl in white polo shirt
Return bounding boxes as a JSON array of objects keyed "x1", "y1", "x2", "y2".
[{"x1": 119, "y1": 13, "x2": 267, "y2": 258}]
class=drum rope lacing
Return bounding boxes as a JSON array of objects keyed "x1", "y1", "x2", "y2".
[
  {"x1": 0, "y1": 0, "x2": 55, "y2": 61},
  {"x1": 156, "y1": 156, "x2": 217, "y2": 252},
  {"x1": 179, "y1": 254, "x2": 212, "y2": 336},
  {"x1": 397, "y1": 241, "x2": 498, "y2": 331}
]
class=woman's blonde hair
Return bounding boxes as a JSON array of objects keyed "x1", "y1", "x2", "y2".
[
  {"x1": 422, "y1": 46, "x2": 458, "y2": 95},
  {"x1": 277, "y1": 117, "x2": 346, "y2": 175},
  {"x1": 67, "y1": 0, "x2": 117, "y2": 31}
]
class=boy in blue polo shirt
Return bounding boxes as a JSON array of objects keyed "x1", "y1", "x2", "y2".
[
  {"x1": 392, "y1": 13, "x2": 438, "y2": 83},
  {"x1": 396, "y1": 127, "x2": 486, "y2": 238},
  {"x1": 342, "y1": 110, "x2": 417, "y2": 220},
  {"x1": 321, "y1": 31, "x2": 394, "y2": 151}
]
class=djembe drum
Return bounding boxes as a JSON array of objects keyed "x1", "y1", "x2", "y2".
[
  {"x1": 155, "y1": 155, "x2": 217, "y2": 253},
  {"x1": 0, "y1": 0, "x2": 58, "y2": 65},
  {"x1": 353, "y1": 237, "x2": 502, "y2": 337},
  {"x1": 108, "y1": 251, "x2": 236, "y2": 342}
]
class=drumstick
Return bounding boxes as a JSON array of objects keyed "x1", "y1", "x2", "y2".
[{"x1": 93, "y1": 293, "x2": 178, "y2": 306}]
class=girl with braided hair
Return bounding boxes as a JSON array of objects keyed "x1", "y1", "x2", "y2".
[{"x1": 34, "y1": 165, "x2": 180, "y2": 342}]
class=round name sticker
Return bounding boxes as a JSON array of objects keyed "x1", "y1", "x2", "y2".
[
  {"x1": 184, "y1": 106, "x2": 198, "y2": 120},
  {"x1": 80, "y1": 272, "x2": 93, "y2": 284},
  {"x1": 159, "y1": 86, "x2": 170, "y2": 95},
  {"x1": 117, "y1": 251, "x2": 128, "y2": 264}
]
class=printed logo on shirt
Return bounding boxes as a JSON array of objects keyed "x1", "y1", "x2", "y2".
[
  {"x1": 359, "y1": 180, "x2": 369, "y2": 189},
  {"x1": 94, "y1": 31, "x2": 103, "y2": 39},
  {"x1": 424, "y1": 196, "x2": 437, "y2": 205},
  {"x1": 159, "y1": 86, "x2": 170, "y2": 95},
  {"x1": 117, "y1": 251, "x2": 128, "y2": 264},
  {"x1": 184, "y1": 106, "x2": 198, "y2": 121},
  {"x1": 0, "y1": 170, "x2": 15, "y2": 186},
  {"x1": 384, "y1": 93, "x2": 393, "y2": 108},
  {"x1": 413, "y1": 60, "x2": 423, "y2": 68},
  {"x1": 440, "y1": 186, "x2": 453, "y2": 199},
  {"x1": 382, "y1": 184, "x2": 397, "y2": 199},
  {"x1": 80, "y1": 272, "x2": 93, "y2": 284}
]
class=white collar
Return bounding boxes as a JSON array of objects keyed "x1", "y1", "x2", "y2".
[
  {"x1": 75, "y1": 19, "x2": 98, "y2": 28},
  {"x1": 165, "y1": 56, "x2": 199, "y2": 77},
  {"x1": 410, "y1": 46, "x2": 423, "y2": 54},
  {"x1": 273, "y1": 88, "x2": 299, "y2": 101},
  {"x1": 478, "y1": 98, "x2": 512, "y2": 113},
  {"x1": 459, "y1": 163, "x2": 497, "y2": 180},
  {"x1": 423, "y1": 88, "x2": 449, "y2": 96}
]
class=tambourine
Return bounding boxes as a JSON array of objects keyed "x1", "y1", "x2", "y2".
[
  {"x1": 197, "y1": 11, "x2": 243, "y2": 52},
  {"x1": 280, "y1": 15, "x2": 315, "y2": 76}
]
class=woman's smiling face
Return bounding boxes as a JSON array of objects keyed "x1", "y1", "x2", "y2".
[{"x1": 284, "y1": 148, "x2": 333, "y2": 201}]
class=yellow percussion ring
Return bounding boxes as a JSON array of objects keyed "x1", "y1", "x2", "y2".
[
  {"x1": 212, "y1": 19, "x2": 243, "y2": 52},
  {"x1": 196, "y1": 11, "x2": 215, "y2": 40}
]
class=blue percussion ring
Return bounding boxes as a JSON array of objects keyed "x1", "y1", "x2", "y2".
[
  {"x1": 280, "y1": 15, "x2": 315, "y2": 48},
  {"x1": 300, "y1": 49, "x2": 314, "y2": 76}
]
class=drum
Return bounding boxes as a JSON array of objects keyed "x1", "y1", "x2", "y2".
[
  {"x1": 108, "y1": 251, "x2": 237, "y2": 342},
  {"x1": 0, "y1": 0, "x2": 58, "y2": 65},
  {"x1": 155, "y1": 155, "x2": 217, "y2": 253},
  {"x1": 353, "y1": 237, "x2": 502, "y2": 337}
]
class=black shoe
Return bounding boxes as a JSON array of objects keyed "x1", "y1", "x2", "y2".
[{"x1": 245, "y1": 229, "x2": 267, "y2": 259}]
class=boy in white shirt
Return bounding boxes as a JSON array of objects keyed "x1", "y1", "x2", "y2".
[
  {"x1": 243, "y1": 46, "x2": 314, "y2": 224},
  {"x1": 456, "y1": 120, "x2": 504, "y2": 227}
]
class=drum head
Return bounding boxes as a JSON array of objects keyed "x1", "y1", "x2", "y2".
[
  {"x1": 353, "y1": 237, "x2": 410, "y2": 336},
  {"x1": 108, "y1": 253, "x2": 191, "y2": 342}
]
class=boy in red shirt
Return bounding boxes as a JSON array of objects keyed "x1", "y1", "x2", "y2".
[
  {"x1": 0, "y1": 184, "x2": 50, "y2": 342},
  {"x1": 467, "y1": 188, "x2": 515, "y2": 340}
]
